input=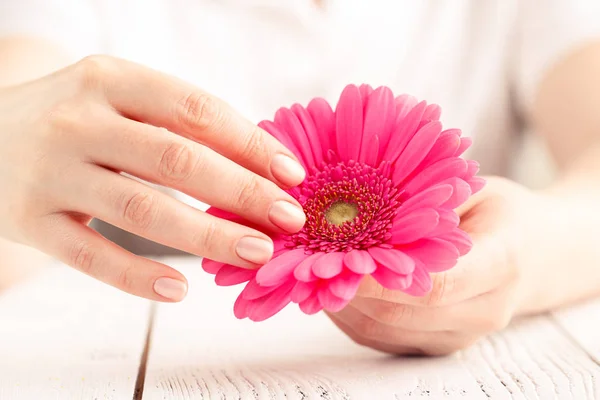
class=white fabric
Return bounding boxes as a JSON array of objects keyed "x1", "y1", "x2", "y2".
[{"x1": 2, "y1": 0, "x2": 600, "y2": 204}]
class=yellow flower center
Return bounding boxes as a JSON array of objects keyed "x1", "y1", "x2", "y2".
[{"x1": 324, "y1": 201, "x2": 359, "y2": 226}]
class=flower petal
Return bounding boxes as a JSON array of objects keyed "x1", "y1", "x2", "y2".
[
  {"x1": 392, "y1": 120, "x2": 443, "y2": 183},
  {"x1": 201, "y1": 258, "x2": 225, "y2": 274},
  {"x1": 233, "y1": 295, "x2": 251, "y2": 319},
  {"x1": 422, "y1": 103, "x2": 441, "y2": 121},
  {"x1": 454, "y1": 137, "x2": 472, "y2": 156},
  {"x1": 419, "y1": 131, "x2": 461, "y2": 168},
  {"x1": 312, "y1": 252, "x2": 345, "y2": 279},
  {"x1": 343, "y1": 250, "x2": 377, "y2": 274},
  {"x1": 382, "y1": 100, "x2": 427, "y2": 162},
  {"x1": 368, "y1": 247, "x2": 415, "y2": 275},
  {"x1": 318, "y1": 288, "x2": 350, "y2": 312},
  {"x1": 390, "y1": 208, "x2": 439, "y2": 244},
  {"x1": 371, "y1": 267, "x2": 412, "y2": 290},
  {"x1": 468, "y1": 177, "x2": 486, "y2": 194},
  {"x1": 307, "y1": 97, "x2": 335, "y2": 157},
  {"x1": 291, "y1": 104, "x2": 323, "y2": 166},
  {"x1": 441, "y1": 177, "x2": 472, "y2": 209},
  {"x1": 402, "y1": 264, "x2": 432, "y2": 296},
  {"x1": 427, "y1": 209, "x2": 460, "y2": 236},
  {"x1": 290, "y1": 281, "x2": 316, "y2": 303},
  {"x1": 440, "y1": 229, "x2": 473, "y2": 256},
  {"x1": 247, "y1": 283, "x2": 294, "y2": 322},
  {"x1": 294, "y1": 253, "x2": 324, "y2": 282},
  {"x1": 206, "y1": 207, "x2": 241, "y2": 222},
  {"x1": 394, "y1": 94, "x2": 419, "y2": 119},
  {"x1": 215, "y1": 265, "x2": 256, "y2": 286},
  {"x1": 255, "y1": 248, "x2": 307, "y2": 287},
  {"x1": 335, "y1": 84, "x2": 364, "y2": 161},
  {"x1": 402, "y1": 238, "x2": 459, "y2": 272},
  {"x1": 359, "y1": 83, "x2": 374, "y2": 99},
  {"x1": 259, "y1": 120, "x2": 308, "y2": 168},
  {"x1": 361, "y1": 86, "x2": 395, "y2": 164},
  {"x1": 241, "y1": 278, "x2": 279, "y2": 300},
  {"x1": 275, "y1": 108, "x2": 316, "y2": 166},
  {"x1": 328, "y1": 272, "x2": 363, "y2": 300},
  {"x1": 396, "y1": 184, "x2": 454, "y2": 216},
  {"x1": 402, "y1": 158, "x2": 468, "y2": 195},
  {"x1": 466, "y1": 160, "x2": 480, "y2": 178},
  {"x1": 299, "y1": 294, "x2": 324, "y2": 315}
]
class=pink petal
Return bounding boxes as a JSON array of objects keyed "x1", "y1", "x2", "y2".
[
  {"x1": 368, "y1": 247, "x2": 415, "y2": 275},
  {"x1": 275, "y1": 108, "x2": 316, "y2": 166},
  {"x1": 396, "y1": 184, "x2": 454, "y2": 216},
  {"x1": 307, "y1": 97, "x2": 335, "y2": 157},
  {"x1": 299, "y1": 294, "x2": 323, "y2": 315},
  {"x1": 312, "y1": 252, "x2": 345, "y2": 279},
  {"x1": 361, "y1": 86, "x2": 395, "y2": 164},
  {"x1": 328, "y1": 272, "x2": 363, "y2": 300},
  {"x1": 382, "y1": 101, "x2": 427, "y2": 162},
  {"x1": 422, "y1": 103, "x2": 442, "y2": 121},
  {"x1": 201, "y1": 258, "x2": 225, "y2": 274},
  {"x1": 206, "y1": 207, "x2": 240, "y2": 221},
  {"x1": 359, "y1": 83, "x2": 374, "y2": 99},
  {"x1": 402, "y1": 238, "x2": 459, "y2": 272},
  {"x1": 291, "y1": 103, "x2": 323, "y2": 166},
  {"x1": 402, "y1": 158, "x2": 468, "y2": 195},
  {"x1": 440, "y1": 229, "x2": 473, "y2": 256},
  {"x1": 419, "y1": 131, "x2": 460, "y2": 168},
  {"x1": 215, "y1": 265, "x2": 256, "y2": 286},
  {"x1": 343, "y1": 250, "x2": 377, "y2": 274},
  {"x1": 247, "y1": 283, "x2": 294, "y2": 322},
  {"x1": 241, "y1": 278, "x2": 279, "y2": 300},
  {"x1": 233, "y1": 295, "x2": 251, "y2": 319},
  {"x1": 454, "y1": 137, "x2": 472, "y2": 156},
  {"x1": 468, "y1": 177, "x2": 486, "y2": 194},
  {"x1": 466, "y1": 160, "x2": 480, "y2": 178},
  {"x1": 402, "y1": 264, "x2": 432, "y2": 296},
  {"x1": 371, "y1": 266, "x2": 412, "y2": 290},
  {"x1": 294, "y1": 252, "x2": 324, "y2": 282},
  {"x1": 318, "y1": 288, "x2": 350, "y2": 312},
  {"x1": 427, "y1": 209, "x2": 460, "y2": 236},
  {"x1": 259, "y1": 120, "x2": 308, "y2": 168},
  {"x1": 391, "y1": 208, "x2": 439, "y2": 244},
  {"x1": 359, "y1": 134, "x2": 380, "y2": 167},
  {"x1": 392, "y1": 120, "x2": 443, "y2": 183},
  {"x1": 255, "y1": 248, "x2": 307, "y2": 287},
  {"x1": 394, "y1": 94, "x2": 419, "y2": 119},
  {"x1": 441, "y1": 177, "x2": 472, "y2": 209},
  {"x1": 290, "y1": 281, "x2": 316, "y2": 303},
  {"x1": 335, "y1": 84, "x2": 364, "y2": 161}
]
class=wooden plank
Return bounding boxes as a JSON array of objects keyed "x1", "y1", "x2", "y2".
[
  {"x1": 553, "y1": 298, "x2": 600, "y2": 364},
  {"x1": 143, "y1": 257, "x2": 600, "y2": 399},
  {"x1": 0, "y1": 262, "x2": 151, "y2": 400}
]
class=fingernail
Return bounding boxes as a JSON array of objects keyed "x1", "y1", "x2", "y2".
[
  {"x1": 271, "y1": 154, "x2": 306, "y2": 186},
  {"x1": 269, "y1": 200, "x2": 306, "y2": 232},
  {"x1": 236, "y1": 236, "x2": 274, "y2": 265},
  {"x1": 153, "y1": 277, "x2": 187, "y2": 301}
]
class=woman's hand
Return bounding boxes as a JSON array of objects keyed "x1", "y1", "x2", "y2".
[
  {"x1": 0, "y1": 55, "x2": 306, "y2": 301},
  {"x1": 327, "y1": 177, "x2": 570, "y2": 356}
]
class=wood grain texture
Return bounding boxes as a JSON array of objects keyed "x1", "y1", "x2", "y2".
[
  {"x1": 143, "y1": 257, "x2": 600, "y2": 400},
  {"x1": 0, "y1": 263, "x2": 151, "y2": 400},
  {"x1": 553, "y1": 298, "x2": 600, "y2": 365}
]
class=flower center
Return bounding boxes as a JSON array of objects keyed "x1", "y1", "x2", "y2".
[
  {"x1": 325, "y1": 201, "x2": 359, "y2": 226},
  {"x1": 288, "y1": 160, "x2": 401, "y2": 253}
]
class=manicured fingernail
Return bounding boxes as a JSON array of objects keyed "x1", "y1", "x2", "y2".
[
  {"x1": 269, "y1": 200, "x2": 306, "y2": 232},
  {"x1": 153, "y1": 278, "x2": 187, "y2": 301},
  {"x1": 236, "y1": 236, "x2": 274, "y2": 265},
  {"x1": 271, "y1": 154, "x2": 306, "y2": 186}
]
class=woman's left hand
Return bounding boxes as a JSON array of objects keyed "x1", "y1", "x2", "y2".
[{"x1": 327, "y1": 177, "x2": 556, "y2": 356}]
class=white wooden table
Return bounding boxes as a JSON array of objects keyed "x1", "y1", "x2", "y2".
[{"x1": 1, "y1": 256, "x2": 600, "y2": 400}]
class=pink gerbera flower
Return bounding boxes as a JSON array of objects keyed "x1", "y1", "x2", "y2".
[{"x1": 202, "y1": 84, "x2": 484, "y2": 321}]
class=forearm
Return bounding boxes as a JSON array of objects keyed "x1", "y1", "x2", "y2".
[{"x1": 0, "y1": 36, "x2": 73, "y2": 286}]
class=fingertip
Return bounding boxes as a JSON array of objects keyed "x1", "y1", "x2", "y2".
[
  {"x1": 271, "y1": 153, "x2": 306, "y2": 187},
  {"x1": 153, "y1": 276, "x2": 188, "y2": 302}
]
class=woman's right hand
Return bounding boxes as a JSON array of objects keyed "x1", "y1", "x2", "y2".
[{"x1": 0, "y1": 55, "x2": 306, "y2": 301}]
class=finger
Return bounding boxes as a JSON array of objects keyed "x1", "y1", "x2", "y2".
[
  {"x1": 78, "y1": 56, "x2": 306, "y2": 188},
  {"x1": 356, "y1": 234, "x2": 512, "y2": 307},
  {"x1": 329, "y1": 306, "x2": 474, "y2": 356},
  {"x1": 62, "y1": 165, "x2": 275, "y2": 269},
  {"x1": 85, "y1": 115, "x2": 305, "y2": 233},
  {"x1": 36, "y1": 213, "x2": 187, "y2": 302},
  {"x1": 349, "y1": 288, "x2": 513, "y2": 332}
]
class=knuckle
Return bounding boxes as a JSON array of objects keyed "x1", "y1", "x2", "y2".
[
  {"x1": 158, "y1": 142, "x2": 199, "y2": 183},
  {"x1": 192, "y1": 219, "x2": 222, "y2": 256},
  {"x1": 239, "y1": 127, "x2": 268, "y2": 160},
  {"x1": 74, "y1": 55, "x2": 113, "y2": 89},
  {"x1": 117, "y1": 265, "x2": 136, "y2": 292},
  {"x1": 427, "y1": 273, "x2": 455, "y2": 307},
  {"x1": 177, "y1": 92, "x2": 221, "y2": 130},
  {"x1": 374, "y1": 302, "x2": 414, "y2": 326},
  {"x1": 69, "y1": 240, "x2": 96, "y2": 273},
  {"x1": 233, "y1": 175, "x2": 263, "y2": 212},
  {"x1": 122, "y1": 192, "x2": 158, "y2": 230}
]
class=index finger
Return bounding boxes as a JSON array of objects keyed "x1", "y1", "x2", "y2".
[
  {"x1": 80, "y1": 56, "x2": 306, "y2": 188},
  {"x1": 355, "y1": 234, "x2": 513, "y2": 307}
]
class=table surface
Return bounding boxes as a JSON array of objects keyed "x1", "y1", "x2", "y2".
[{"x1": 1, "y1": 257, "x2": 600, "y2": 400}]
